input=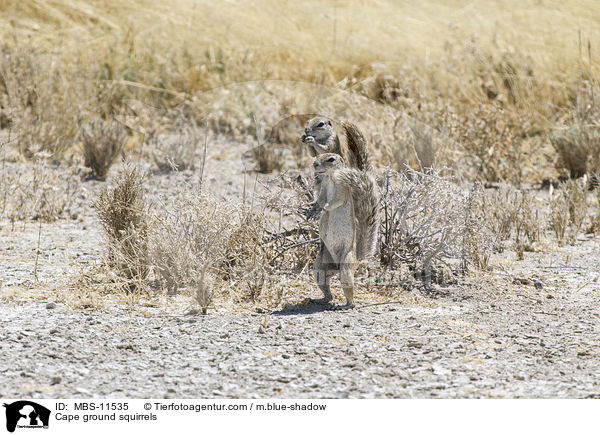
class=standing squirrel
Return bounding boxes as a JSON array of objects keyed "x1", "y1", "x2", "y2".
[
  {"x1": 303, "y1": 118, "x2": 379, "y2": 309},
  {"x1": 301, "y1": 116, "x2": 370, "y2": 171}
]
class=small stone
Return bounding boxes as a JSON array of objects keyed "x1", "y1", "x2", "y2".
[
  {"x1": 50, "y1": 376, "x2": 61, "y2": 385},
  {"x1": 432, "y1": 364, "x2": 451, "y2": 376},
  {"x1": 534, "y1": 280, "x2": 544, "y2": 290},
  {"x1": 514, "y1": 277, "x2": 532, "y2": 286},
  {"x1": 46, "y1": 302, "x2": 57, "y2": 309}
]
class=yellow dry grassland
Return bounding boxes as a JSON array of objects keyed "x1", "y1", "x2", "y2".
[{"x1": 1, "y1": 1, "x2": 599, "y2": 182}]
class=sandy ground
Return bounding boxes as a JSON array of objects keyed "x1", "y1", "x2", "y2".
[{"x1": 1, "y1": 136, "x2": 600, "y2": 398}]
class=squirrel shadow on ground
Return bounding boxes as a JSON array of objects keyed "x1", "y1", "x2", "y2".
[{"x1": 272, "y1": 298, "x2": 349, "y2": 316}]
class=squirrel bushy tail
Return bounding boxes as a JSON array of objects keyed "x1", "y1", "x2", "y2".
[
  {"x1": 340, "y1": 120, "x2": 378, "y2": 260},
  {"x1": 342, "y1": 120, "x2": 371, "y2": 172}
]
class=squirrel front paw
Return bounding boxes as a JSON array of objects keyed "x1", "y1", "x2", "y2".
[
  {"x1": 306, "y1": 202, "x2": 324, "y2": 220},
  {"x1": 301, "y1": 134, "x2": 316, "y2": 144}
]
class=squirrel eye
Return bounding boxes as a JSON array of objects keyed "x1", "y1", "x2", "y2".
[
  {"x1": 326, "y1": 157, "x2": 336, "y2": 162},
  {"x1": 316, "y1": 122, "x2": 324, "y2": 128}
]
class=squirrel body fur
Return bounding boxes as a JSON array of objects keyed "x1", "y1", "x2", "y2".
[{"x1": 303, "y1": 117, "x2": 379, "y2": 308}]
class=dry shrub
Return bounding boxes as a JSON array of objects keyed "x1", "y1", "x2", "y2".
[
  {"x1": 0, "y1": 46, "x2": 85, "y2": 158},
  {"x1": 587, "y1": 180, "x2": 600, "y2": 235},
  {"x1": 194, "y1": 266, "x2": 214, "y2": 314},
  {"x1": 80, "y1": 119, "x2": 127, "y2": 178},
  {"x1": 150, "y1": 112, "x2": 201, "y2": 172},
  {"x1": 570, "y1": 75, "x2": 599, "y2": 126},
  {"x1": 247, "y1": 143, "x2": 285, "y2": 174},
  {"x1": 93, "y1": 169, "x2": 278, "y2": 309},
  {"x1": 461, "y1": 184, "x2": 491, "y2": 270},
  {"x1": 386, "y1": 116, "x2": 451, "y2": 173},
  {"x1": 379, "y1": 167, "x2": 490, "y2": 280},
  {"x1": 260, "y1": 114, "x2": 313, "y2": 171},
  {"x1": 221, "y1": 211, "x2": 273, "y2": 302},
  {"x1": 151, "y1": 132, "x2": 198, "y2": 172},
  {"x1": 147, "y1": 184, "x2": 302, "y2": 308},
  {"x1": 369, "y1": 75, "x2": 407, "y2": 105},
  {"x1": 94, "y1": 166, "x2": 149, "y2": 288},
  {"x1": 148, "y1": 190, "x2": 233, "y2": 311},
  {"x1": 1, "y1": 157, "x2": 79, "y2": 223},
  {"x1": 261, "y1": 173, "x2": 319, "y2": 273},
  {"x1": 478, "y1": 186, "x2": 542, "y2": 251},
  {"x1": 407, "y1": 121, "x2": 438, "y2": 170},
  {"x1": 453, "y1": 103, "x2": 530, "y2": 185},
  {"x1": 550, "y1": 126, "x2": 600, "y2": 179},
  {"x1": 551, "y1": 179, "x2": 588, "y2": 246}
]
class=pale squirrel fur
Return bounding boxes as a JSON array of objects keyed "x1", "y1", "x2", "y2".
[
  {"x1": 301, "y1": 116, "x2": 369, "y2": 171},
  {"x1": 304, "y1": 118, "x2": 379, "y2": 308}
]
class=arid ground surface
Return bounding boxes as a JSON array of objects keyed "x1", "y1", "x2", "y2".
[
  {"x1": 1, "y1": 137, "x2": 599, "y2": 399},
  {"x1": 1, "y1": 0, "x2": 600, "y2": 400}
]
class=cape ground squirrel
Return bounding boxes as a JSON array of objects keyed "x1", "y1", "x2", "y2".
[
  {"x1": 304, "y1": 119, "x2": 379, "y2": 309},
  {"x1": 301, "y1": 116, "x2": 369, "y2": 171}
]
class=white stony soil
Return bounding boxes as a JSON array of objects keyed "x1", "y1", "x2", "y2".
[{"x1": 1, "y1": 136, "x2": 600, "y2": 399}]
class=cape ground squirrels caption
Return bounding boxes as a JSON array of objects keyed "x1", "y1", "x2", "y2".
[{"x1": 302, "y1": 117, "x2": 379, "y2": 309}]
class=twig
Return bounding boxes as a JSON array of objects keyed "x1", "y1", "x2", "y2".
[
  {"x1": 1, "y1": 121, "x2": 11, "y2": 215},
  {"x1": 199, "y1": 119, "x2": 209, "y2": 191},
  {"x1": 542, "y1": 265, "x2": 585, "y2": 270},
  {"x1": 34, "y1": 219, "x2": 42, "y2": 281},
  {"x1": 265, "y1": 227, "x2": 314, "y2": 238}
]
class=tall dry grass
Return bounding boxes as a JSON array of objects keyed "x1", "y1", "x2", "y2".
[
  {"x1": 3, "y1": 0, "x2": 600, "y2": 308},
  {"x1": 1, "y1": 1, "x2": 597, "y2": 115},
  {"x1": 1, "y1": 1, "x2": 598, "y2": 183}
]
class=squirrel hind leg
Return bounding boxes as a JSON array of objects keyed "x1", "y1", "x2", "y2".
[
  {"x1": 312, "y1": 245, "x2": 336, "y2": 304},
  {"x1": 339, "y1": 251, "x2": 357, "y2": 309}
]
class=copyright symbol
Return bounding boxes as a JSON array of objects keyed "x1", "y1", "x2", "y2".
[{"x1": 144, "y1": 403, "x2": 152, "y2": 410}]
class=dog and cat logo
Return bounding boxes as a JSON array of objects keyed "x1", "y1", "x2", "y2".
[{"x1": 3, "y1": 401, "x2": 50, "y2": 432}]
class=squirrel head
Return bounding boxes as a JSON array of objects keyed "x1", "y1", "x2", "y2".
[
  {"x1": 301, "y1": 116, "x2": 335, "y2": 148},
  {"x1": 313, "y1": 153, "x2": 345, "y2": 175}
]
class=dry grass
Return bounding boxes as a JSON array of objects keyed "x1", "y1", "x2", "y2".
[
  {"x1": 93, "y1": 168, "x2": 285, "y2": 309},
  {"x1": 1, "y1": 0, "x2": 598, "y2": 184},
  {"x1": 150, "y1": 112, "x2": 201, "y2": 172},
  {"x1": 80, "y1": 118, "x2": 127, "y2": 178},
  {"x1": 551, "y1": 126, "x2": 600, "y2": 179},
  {"x1": 587, "y1": 182, "x2": 600, "y2": 235},
  {"x1": 550, "y1": 179, "x2": 589, "y2": 246},
  {"x1": 1, "y1": 157, "x2": 79, "y2": 223},
  {"x1": 148, "y1": 189, "x2": 233, "y2": 303},
  {"x1": 479, "y1": 187, "x2": 542, "y2": 250},
  {"x1": 3, "y1": 0, "x2": 600, "y2": 308},
  {"x1": 94, "y1": 166, "x2": 149, "y2": 288},
  {"x1": 379, "y1": 167, "x2": 490, "y2": 284}
]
